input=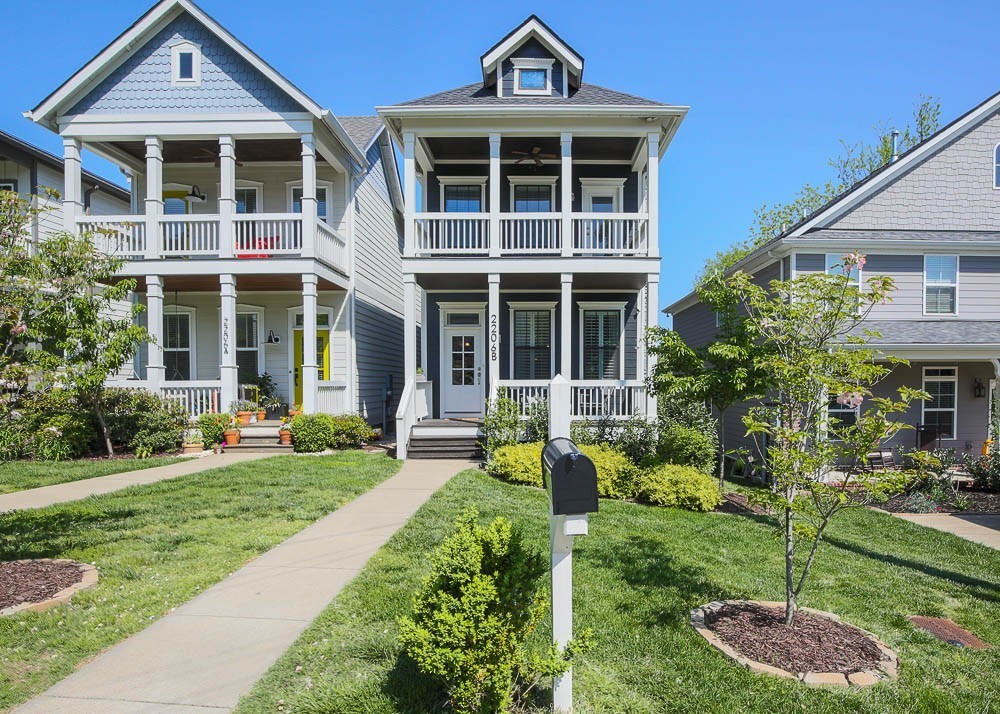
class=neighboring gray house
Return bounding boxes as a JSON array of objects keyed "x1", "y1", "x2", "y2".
[
  {"x1": 380, "y1": 16, "x2": 687, "y2": 457},
  {"x1": 24, "y1": 0, "x2": 405, "y2": 427},
  {"x1": 667, "y1": 90, "x2": 1000, "y2": 459}
]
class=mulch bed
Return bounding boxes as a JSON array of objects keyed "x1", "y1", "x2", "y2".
[
  {"x1": 704, "y1": 602, "x2": 883, "y2": 675},
  {"x1": 716, "y1": 492, "x2": 770, "y2": 516},
  {"x1": 883, "y1": 490, "x2": 1000, "y2": 514},
  {"x1": 908, "y1": 616, "x2": 990, "y2": 649},
  {"x1": 0, "y1": 560, "x2": 86, "y2": 611}
]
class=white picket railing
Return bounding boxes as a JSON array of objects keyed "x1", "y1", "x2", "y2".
[
  {"x1": 317, "y1": 382, "x2": 347, "y2": 414},
  {"x1": 316, "y1": 220, "x2": 348, "y2": 271},
  {"x1": 570, "y1": 380, "x2": 647, "y2": 419},
  {"x1": 233, "y1": 214, "x2": 303, "y2": 256},
  {"x1": 395, "y1": 378, "x2": 433, "y2": 459},
  {"x1": 500, "y1": 214, "x2": 561, "y2": 254},
  {"x1": 415, "y1": 213, "x2": 489, "y2": 254},
  {"x1": 573, "y1": 214, "x2": 648, "y2": 255},
  {"x1": 78, "y1": 216, "x2": 146, "y2": 257},
  {"x1": 159, "y1": 215, "x2": 220, "y2": 256},
  {"x1": 160, "y1": 380, "x2": 222, "y2": 419},
  {"x1": 497, "y1": 380, "x2": 549, "y2": 417}
]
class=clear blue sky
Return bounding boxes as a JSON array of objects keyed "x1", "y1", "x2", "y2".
[{"x1": 2, "y1": 0, "x2": 998, "y2": 313}]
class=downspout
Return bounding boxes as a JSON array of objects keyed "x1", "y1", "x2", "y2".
[
  {"x1": 990, "y1": 359, "x2": 1000, "y2": 443},
  {"x1": 84, "y1": 184, "x2": 100, "y2": 215}
]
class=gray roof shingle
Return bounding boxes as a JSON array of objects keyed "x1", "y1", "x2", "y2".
[
  {"x1": 800, "y1": 229, "x2": 1000, "y2": 243},
  {"x1": 850, "y1": 320, "x2": 1000, "y2": 345},
  {"x1": 337, "y1": 116, "x2": 384, "y2": 152},
  {"x1": 393, "y1": 82, "x2": 670, "y2": 108}
]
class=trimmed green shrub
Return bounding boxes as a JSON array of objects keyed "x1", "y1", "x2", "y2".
[
  {"x1": 657, "y1": 423, "x2": 718, "y2": 474},
  {"x1": 487, "y1": 442, "x2": 544, "y2": 487},
  {"x1": 198, "y1": 412, "x2": 231, "y2": 447},
  {"x1": 328, "y1": 414, "x2": 376, "y2": 449},
  {"x1": 102, "y1": 388, "x2": 188, "y2": 457},
  {"x1": 0, "y1": 412, "x2": 32, "y2": 461},
  {"x1": 33, "y1": 413, "x2": 92, "y2": 461},
  {"x1": 481, "y1": 392, "x2": 521, "y2": 456},
  {"x1": 637, "y1": 464, "x2": 722, "y2": 512},
  {"x1": 581, "y1": 443, "x2": 641, "y2": 499},
  {"x1": 290, "y1": 413, "x2": 334, "y2": 453},
  {"x1": 571, "y1": 414, "x2": 657, "y2": 466},
  {"x1": 523, "y1": 397, "x2": 548, "y2": 443},
  {"x1": 965, "y1": 451, "x2": 1000, "y2": 493},
  {"x1": 399, "y1": 507, "x2": 582, "y2": 714}
]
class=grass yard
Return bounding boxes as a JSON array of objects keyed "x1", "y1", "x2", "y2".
[
  {"x1": 0, "y1": 452, "x2": 399, "y2": 710},
  {"x1": 0, "y1": 456, "x2": 191, "y2": 495},
  {"x1": 237, "y1": 470, "x2": 1000, "y2": 714}
]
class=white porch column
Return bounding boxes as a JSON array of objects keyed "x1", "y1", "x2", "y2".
[
  {"x1": 144, "y1": 137, "x2": 163, "y2": 260},
  {"x1": 488, "y1": 274, "x2": 501, "y2": 398},
  {"x1": 420, "y1": 287, "x2": 428, "y2": 376},
  {"x1": 62, "y1": 138, "x2": 82, "y2": 233},
  {"x1": 146, "y1": 276, "x2": 165, "y2": 393},
  {"x1": 404, "y1": 275, "x2": 418, "y2": 385},
  {"x1": 220, "y1": 274, "x2": 238, "y2": 411},
  {"x1": 645, "y1": 273, "x2": 659, "y2": 419},
  {"x1": 403, "y1": 132, "x2": 416, "y2": 257},
  {"x1": 302, "y1": 274, "x2": 319, "y2": 413},
  {"x1": 489, "y1": 133, "x2": 501, "y2": 257},
  {"x1": 218, "y1": 136, "x2": 235, "y2": 259},
  {"x1": 560, "y1": 132, "x2": 573, "y2": 257},
  {"x1": 560, "y1": 273, "x2": 573, "y2": 379},
  {"x1": 646, "y1": 132, "x2": 660, "y2": 259},
  {"x1": 301, "y1": 134, "x2": 317, "y2": 259}
]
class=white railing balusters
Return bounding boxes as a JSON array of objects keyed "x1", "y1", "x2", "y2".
[
  {"x1": 77, "y1": 216, "x2": 146, "y2": 257},
  {"x1": 315, "y1": 220, "x2": 348, "y2": 272},
  {"x1": 414, "y1": 213, "x2": 489, "y2": 254},
  {"x1": 496, "y1": 380, "x2": 550, "y2": 418},
  {"x1": 570, "y1": 380, "x2": 647, "y2": 419},
  {"x1": 572, "y1": 214, "x2": 648, "y2": 256},
  {"x1": 159, "y1": 215, "x2": 220, "y2": 256},
  {"x1": 233, "y1": 213, "x2": 303, "y2": 255},
  {"x1": 500, "y1": 213, "x2": 560, "y2": 254}
]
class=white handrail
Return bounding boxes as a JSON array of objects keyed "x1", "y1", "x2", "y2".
[
  {"x1": 316, "y1": 219, "x2": 348, "y2": 271},
  {"x1": 499, "y1": 213, "x2": 561, "y2": 254},
  {"x1": 414, "y1": 213, "x2": 489, "y2": 254},
  {"x1": 573, "y1": 214, "x2": 648, "y2": 256},
  {"x1": 77, "y1": 216, "x2": 146, "y2": 257},
  {"x1": 233, "y1": 213, "x2": 303, "y2": 255}
]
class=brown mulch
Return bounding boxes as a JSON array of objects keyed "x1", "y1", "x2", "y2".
[
  {"x1": 705, "y1": 602, "x2": 883, "y2": 675},
  {"x1": 716, "y1": 492, "x2": 770, "y2": 516},
  {"x1": 883, "y1": 490, "x2": 1000, "y2": 514},
  {"x1": 908, "y1": 616, "x2": 990, "y2": 649},
  {"x1": 0, "y1": 560, "x2": 85, "y2": 611}
]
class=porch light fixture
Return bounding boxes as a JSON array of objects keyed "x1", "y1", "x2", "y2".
[
  {"x1": 974, "y1": 377, "x2": 986, "y2": 399},
  {"x1": 265, "y1": 330, "x2": 280, "y2": 345},
  {"x1": 185, "y1": 184, "x2": 206, "y2": 203}
]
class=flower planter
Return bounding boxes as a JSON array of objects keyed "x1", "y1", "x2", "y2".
[
  {"x1": 279, "y1": 431, "x2": 292, "y2": 446},
  {"x1": 235, "y1": 411, "x2": 252, "y2": 426},
  {"x1": 256, "y1": 410, "x2": 267, "y2": 422},
  {"x1": 182, "y1": 443, "x2": 204, "y2": 455},
  {"x1": 223, "y1": 429, "x2": 241, "y2": 446},
  {"x1": 288, "y1": 409, "x2": 302, "y2": 419}
]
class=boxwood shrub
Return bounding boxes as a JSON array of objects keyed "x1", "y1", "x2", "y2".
[
  {"x1": 329, "y1": 414, "x2": 376, "y2": 449},
  {"x1": 637, "y1": 463, "x2": 722, "y2": 512},
  {"x1": 487, "y1": 441, "x2": 639, "y2": 499},
  {"x1": 290, "y1": 413, "x2": 334, "y2": 452},
  {"x1": 486, "y1": 442, "x2": 544, "y2": 487}
]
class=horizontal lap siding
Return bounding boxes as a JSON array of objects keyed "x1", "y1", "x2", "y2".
[
  {"x1": 672, "y1": 302, "x2": 716, "y2": 349},
  {"x1": 959, "y1": 256, "x2": 1000, "y2": 320},
  {"x1": 500, "y1": 38, "x2": 563, "y2": 98},
  {"x1": 864, "y1": 254, "x2": 923, "y2": 318}
]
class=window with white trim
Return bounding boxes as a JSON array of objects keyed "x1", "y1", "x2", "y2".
[
  {"x1": 826, "y1": 254, "x2": 860, "y2": 287},
  {"x1": 827, "y1": 397, "x2": 859, "y2": 430},
  {"x1": 170, "y1": 41, "x2": 201, "y2": 85},
  {"x1": 0, "y1": 180, "x2": 17, "y2": 193},
  {"x1": 291, "y1": 186, "x2": 329, "y2": 221},
  {"x1": 924, "y1": 255, "x2": 958, "y2": 315},
  {"x1": 923, "y1": 367, "x2": 957, "y2": 440},
  {"x1": 438, "y1": 176, "x2": 487, "y2": 212},
  {"x1": 235, "y1": 312, "x2": 260, "y2": 382},
  {"x1": 512, "y1": 309, "x2": 552, "y2": 380},
  {"x1": 163, "y1": 311, "x2": 193, "y2": 381},
  {"x1": 511, "y1": 57, "x2": 554, "y2": 96},
  {"x1": 235, "y1": 187, "x2": 258, "y2": 214},
  {"x1": 582, "y1": 309, "x2": 622, "y2": 379}
]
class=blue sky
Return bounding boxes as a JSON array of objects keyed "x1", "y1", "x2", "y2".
[{"x1": 2, "y1": 0, "x2": 999, "y2": 314}]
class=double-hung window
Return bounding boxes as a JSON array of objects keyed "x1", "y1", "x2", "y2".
[
  {"x1": 827, "y1": 253, "x2": 862, "y2": 310},
  {"x1": 235, "y1": 312, "x2": 260, "y2": 383},
  {"x1": 291, "y1": 186, "x2": 329, "y2": 222},
  {"x1": 924, "y1": 255, "x2": 958, "y2": 315},
  {"x1": 923, "y1": 367, "x2": 957, "y2": 440},
  {"x1": 513, "y1": 184, "x2": 553, "y2": 212},
  {"x1": 580, "y1": 303, "x2": 624, "y2": 380},
  {"x1": 827, "y1": 396, "x2": 859, "y2": 430},
  {"x1": 443, "y1": 185, "x2": 482, "y2": 212},
  {"x1": 511, "y1": 305, "x2": 553, "y2": 380},
  {"x1": 0, "y1": 180, "x2": 17, "y2": 193},
  {"x1": 163, "y1": 311, "x2": 193, "y2": 381},
  {"x1": 235, "y1": 187, "x2": 258, "y2": 215}
]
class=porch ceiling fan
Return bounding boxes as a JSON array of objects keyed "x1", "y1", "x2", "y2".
[
  {"x1": 195, "y1": 147, "x2": 244, "y2": 167},
  {"x1": 512, "y1": 145, "x2": 558, "y2": 167}
]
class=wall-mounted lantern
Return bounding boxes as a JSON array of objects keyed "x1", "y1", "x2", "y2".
[{"x1": 974, "y1": 377, "x2": 987, "y2": 399}]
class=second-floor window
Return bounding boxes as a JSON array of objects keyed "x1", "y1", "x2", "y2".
[
  {"x1": 235, "y1": 188, "x2": 258, "y2": 214},
  {"x1": 924, "y1": 255, "x2": 958, "y2": 315},
  {"x1": 513, "y1": 184, "x2": 552, "y2": 212},
  {"x1": 291, "y1": 187, "x2": 329, "y2": 221},
  {"x1": 171, "y1": 41, "x2": 201, "y2": 86},
  {"x1": 443, "y1": 185, "x2": 482, "y2": 212}
]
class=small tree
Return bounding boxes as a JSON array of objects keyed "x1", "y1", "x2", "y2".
[
  {"x1": 648, "y1": 272, "x2": 771, "y2": 489},
  {"x1": 731, "y1": 254, "x2": 925, "y2": 625}
]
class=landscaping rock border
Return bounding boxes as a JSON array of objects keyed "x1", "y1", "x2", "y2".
[
  {"x1": 0, "y1": 559, "x2": 98, "y2": 617},
  {"x1": 690, "y1": 600, "x2": 898, "y2": 687}
]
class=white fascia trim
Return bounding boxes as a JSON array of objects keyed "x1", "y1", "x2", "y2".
[
  {"x1": 438, "y1": 175, "x2": 488, "y2": 185},
  {"x1": 378, "y1": 105, "x2": 689, "y2": 119},
  {"x1": 481, "y1": 20, "x2": 583, "y2": 76}
]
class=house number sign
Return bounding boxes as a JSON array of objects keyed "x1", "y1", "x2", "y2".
[
  {"x1": 490, "y1": 314, "x2": 499, "y2": 362},
  {"x1": 222, "y1": 317, "x2": 230, "y2": 356}
]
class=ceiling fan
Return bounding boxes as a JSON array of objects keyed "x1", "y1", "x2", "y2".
[
  {"x1": 512, "y1": 145, "x2": 558, "y2": 167},
  {"x1": 195, "y1": 147, "x2": 243, "y2": 167}
]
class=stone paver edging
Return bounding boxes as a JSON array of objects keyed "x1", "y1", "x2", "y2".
[
  {"x1": 0, "y1": 560, "x2": 99, "y2": 617},
  {"x1": 690, "y1": 600, "x2": 899, "y2": 687}
]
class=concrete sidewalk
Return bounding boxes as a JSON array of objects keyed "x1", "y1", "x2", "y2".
[
  {"x1": 0, "y1": 453, "x2": 271, "y2": 514},
  {"x1": 15, "y1": 458, "x2": 475, "y2": 714},
  {"x1": 893, "y1": 511, "x2": 1000, "y2": 550}
]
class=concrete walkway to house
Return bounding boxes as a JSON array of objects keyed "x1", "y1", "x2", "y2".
[
  {"x1": 893, "y1": 512, "x2": 1000, "y2": 551},
  {"x1": 0, "y1": 452, "x2": 272, "y2": 514},
  {"x1": 15, "y1": 458, "x2": 475, "y2": 714}
]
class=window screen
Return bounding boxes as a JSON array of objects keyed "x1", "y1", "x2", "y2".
[
  {"x1": 583, "y1": 310, "x2": 621, "y2": 379},
  {"x1": 514, "y1": 184, "x2": 552, "y2": 213},
  {"x1": 443, "y1": 185, "x2": 481, "y2": 212},
  {"x1": 513, "y1": 310, "x2": 551, "y2": 380},
  {"x1": 925, "y1": 256, "x2": 957, "y2": 315}
]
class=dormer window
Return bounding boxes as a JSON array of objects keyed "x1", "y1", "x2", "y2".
[
  {"x1": 171, "y1": 41, "x2": 201, "y2": 86},
  {"x1": 512, "y1": 58, "x2": 553, "y2": 96}
]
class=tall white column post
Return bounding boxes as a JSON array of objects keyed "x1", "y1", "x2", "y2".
[
  {"x1": 488, "y1": 274, "x2": 501, "y2": 399},
  {"x1": 420, "y1": 287, "x2": 428, "y2": 376},
  {"x1": 146, "y1": 275, "x2": 165, "y2": 393},
  {"x1": 402, "y1": 132, "x2": 416, "y2": 257},
  {"x1": 560, "y1": 133, "x2": 573, "y2": 257},
  {"x1": 219, "y1": 136, "x2": 236, "y2": 259},
  {"x1": 220, "y1": 274, "x2": 238, "y2": 411},
  {"x1": 302, "y1": 274, "x2": 319, "y2": 413},
  {"x1": 144, "y1": 137, "x2": 163, "y2": 260},
  {"x1": 62, "y1": 138, "x2": 82, "y2": 233},
  {"x1": 645, "y1": 273, "x2": 660, "y2": 419},
  {"x1": 560, "y1": 273, "x2": 573, "y2": 379},
  {"x1": 646, "y1": 132, "x2": 660, "y2": 259},
  {"x1": 488, "y1": 133, "x2": 501, "y2": 257},
  {"x1": 404, "y1": 275, "x2": 418, "y2": 385},
  {"x1": 301, "y1": 134, "x2": 317, "y2": 259}
]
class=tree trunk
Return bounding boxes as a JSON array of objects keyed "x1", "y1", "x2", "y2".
[
  {"x1": 784, "y1": 504, "x2": 796, "y2": 626},
  {"x1": 717, "y1": 410, "x2": 726, "y2": 492},
  {"x1": 94, "y1": 404, "x2": 114, "y2": 457}
]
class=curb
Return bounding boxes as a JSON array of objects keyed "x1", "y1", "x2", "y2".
[{"x1": 0, "y1": 559, "x2": 99, "y2": 617}]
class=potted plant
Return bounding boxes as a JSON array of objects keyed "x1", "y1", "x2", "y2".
[
  {"x1": 223, "y1": 416, "x2": 241, "y2": 446},
  {"x1": 262, "y1": 395, "x2": 284, "y2": 421},
  {"x1": 288, "y1": 402, "x2": 303, "y2": 418},
  {"x1": 279, "y1": 416, "x2": 292, "y2": 446},
  {"x1": 231, "y1": 399, "x2": 255, "y2": 426},
  {"x1": 182, "y1": 428, "x2": 204, "y2": 455}
]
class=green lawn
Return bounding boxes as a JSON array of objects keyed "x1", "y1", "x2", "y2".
[
  {"x1": 0, "y1": 452, "x2": 400, "y2": 710},
  {"x1": 0, "y1": 456, "x2": 191, "y2": 495},
  {"x1": 237, "y1": 470, "x2": 1000, "y2": 714}
]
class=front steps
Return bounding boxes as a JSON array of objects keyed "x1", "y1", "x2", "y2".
[
  {"x1": 228, "y1": 421, "x2": 293, "y2": 454},
  {"x1": 407, "y1": 419, "x2": 483, "y2": 460}
]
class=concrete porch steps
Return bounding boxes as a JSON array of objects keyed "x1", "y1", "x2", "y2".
[
  {"x1": 407, "y1": 418, "x2": 483, "y2": 460},
  {"x1": 228, "y1": 421, "x2": 292, "y2": 454}
]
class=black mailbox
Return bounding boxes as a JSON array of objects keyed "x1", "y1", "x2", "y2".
[{"x1": 541, "y1": 438, "x2": 599, "y2": 516}]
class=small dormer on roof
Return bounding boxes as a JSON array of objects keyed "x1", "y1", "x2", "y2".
[{"x1": 480, "y1": 16, "x2": 584, "y2": 99}]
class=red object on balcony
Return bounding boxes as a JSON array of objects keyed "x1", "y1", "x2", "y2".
[{"x1": 236, "y1": 235, "x2": 277, "y2": 259}]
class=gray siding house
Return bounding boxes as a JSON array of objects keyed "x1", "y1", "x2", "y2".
[{"x1": 668, "y1": 90, "x2": 1000, "y2": 459}]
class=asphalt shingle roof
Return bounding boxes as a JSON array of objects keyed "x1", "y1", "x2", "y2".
[
  {"x1": 850, "y1": 320, "x2": 1000, "y2": 345},
  {"x1": 394, "y1": 82, "x2": 670, "y2": 107},
  {"x1": 799, "y1": 229, "x2": 1000, "y2": 243},
  {"x1": 337, "y1": 116, "x2": 384, "y2": 152}
]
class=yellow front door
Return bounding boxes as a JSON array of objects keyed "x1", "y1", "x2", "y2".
[{"x1": 292, "y1": 328, "x2": 330, "y2": 407}]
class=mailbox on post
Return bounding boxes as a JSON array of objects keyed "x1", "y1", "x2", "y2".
[{"x1": 542, "y1": 438, "x2": 599, "y2": 516}]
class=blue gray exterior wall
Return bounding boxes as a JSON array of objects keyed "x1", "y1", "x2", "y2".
[
  {"x1": 499, "y1": 38, "x2": 564, "y2": 98},
  {"x1": 68, "y1": 12, "x2": 305, "y2": 115}
]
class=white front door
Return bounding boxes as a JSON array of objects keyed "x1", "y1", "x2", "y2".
[{"x1": 440, "y1": 309, "x2": 485, "y2": 417}]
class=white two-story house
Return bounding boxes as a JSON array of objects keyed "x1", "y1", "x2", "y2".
[
  {"x1": 25, "y1": 0, "x2": 405, "y2": 428},
  {"x1": 380, "y1": 16, "x2": 687, "y2": 457}
]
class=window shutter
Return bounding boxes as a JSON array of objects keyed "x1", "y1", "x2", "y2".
[
  {"x1": 513, "y1": 310, "x2": 550, "y2": 380},
  {"x1": 583, "y1": 310, "x2": 621, "y2": 379}
]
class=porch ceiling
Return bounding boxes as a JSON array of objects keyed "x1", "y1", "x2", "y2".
[
  {"x1": 125, "y1": 275, "x2": 345, "y2": 292},
  {"x1": 113, "y1": 138, "x2": 328, "y2": 164},
  {"x1": 414, "y1": 271, "x2": 649, "y2": 291},
  {"x1": 424, "y1": 136, "x2": 639, "y2": 162}
]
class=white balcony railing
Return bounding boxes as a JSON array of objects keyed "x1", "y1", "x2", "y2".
[
  {"x1": 500, "y1": 214, "x2": 560, "y2": 254},
  {"x1": 497, "y1": 380, "x2": 549, "y2": 417},
  {"x1": 571, "y1": 380, "x2": 647, "y2": 419},
  {"x1": 160, "y1": 215, "x2": 220, "y2": 256},
  {"x1": 234, "y1": 213, "x2": 303, "y2": 256},
  {"x1": 415, "y1": 213, "x2": 489, "y2": 254},
  {"x1": 573, "y1": 214, "x2": 648, "y2": 256},
  {"x1": 79, "y1": 216, "x2": 146, "y2": 258},
  {"x1": 317, "y1": 381, "x2": 348, "y2": 414},
  {"x1": 316, "y1": 220, "x2": 348, "y2": 269},
  {"x1": 160, "y1": 380, "x2": 222, "y2": 419}
]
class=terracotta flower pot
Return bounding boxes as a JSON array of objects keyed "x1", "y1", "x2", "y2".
[
  {"x1": 236, "y1": 411, "x2": 252, "y2": 426},
  {"x1": 182, "y1": 443, "x2": 204, "y2": 454},
  {"x1": 256, "y1": 410, "x2": 267, "y2": 422},
  {"x1": 223, "y1": 429, "x2": 241, "y2": 446},
  {"x1": 288, "y1": 409, "x2": 302, "y2": 418},
  {"x1": 279, "y1": 431, "x2": 292, "y2": 445}
]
